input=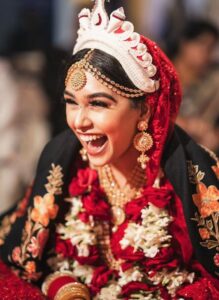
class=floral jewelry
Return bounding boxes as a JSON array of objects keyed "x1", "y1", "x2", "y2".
[
  {"x1": 50, "y1": 167, "x2": 198, "y2": 299},
  {"x1": 134, "y1": 120, "x2": 153, "y2": 169}
]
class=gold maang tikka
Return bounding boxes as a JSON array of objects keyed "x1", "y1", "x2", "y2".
[
  {"x1": 134, "y1": 120, "x2": 153, "y2": 169},
  {"x1": 65, "y1": 49, "x2": 94, "y2": 91},
  {"x1": 65, "y1": 49, "x2": 145, "y2": 98}
]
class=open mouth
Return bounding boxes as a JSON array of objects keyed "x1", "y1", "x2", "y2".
[{"x1": 80, "y1": 135, "x2": 108, "y2": 155}]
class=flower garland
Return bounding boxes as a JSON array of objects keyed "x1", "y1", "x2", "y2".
[{"x1": 50, "y1": 167, "x2": 219, "y2": 299}]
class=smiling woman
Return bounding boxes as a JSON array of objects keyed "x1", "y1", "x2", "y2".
[{"x1": 0, "y1": 0, "x2": 219, "y2": 300}]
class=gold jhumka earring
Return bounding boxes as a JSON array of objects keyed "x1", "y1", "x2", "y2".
[
  {"x1": 80, "y1": 148, "x2": 88, "y2": 162},
  {"x1": 134, "y1": 120, "x2": 153, "y2": 169}
]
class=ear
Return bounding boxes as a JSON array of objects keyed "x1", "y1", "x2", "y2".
[{"x1": 140, "y1": 103, "x2": 151, "y2": 122}]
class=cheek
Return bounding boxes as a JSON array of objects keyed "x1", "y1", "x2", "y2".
[{"x1": 106, "y1": 111, "x2": 139, "y2": 142}]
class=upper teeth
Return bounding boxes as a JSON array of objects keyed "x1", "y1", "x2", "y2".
[{"x1": 80, "y1": 135, "x2": 104, "y2": 142}]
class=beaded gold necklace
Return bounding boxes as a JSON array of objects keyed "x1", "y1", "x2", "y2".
[{"x1": 98, "y1": 164, "x2": 146, "y2": 226}]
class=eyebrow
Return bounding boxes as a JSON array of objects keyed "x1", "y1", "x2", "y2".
[
  {"x1": 88, "y1": 93, "x2": 117, "y2": 103},
  {"x1": 64, "y1": 90, "x2": 117, "y2": 103}
]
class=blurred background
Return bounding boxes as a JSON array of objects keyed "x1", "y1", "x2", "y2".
[{"x1": 0, "y1": 0, "x2": 219, "y2": 214}]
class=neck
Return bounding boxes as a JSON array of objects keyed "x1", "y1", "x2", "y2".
[{"x1": 109, "y1": 147, "x2": 141, "y2": 188}]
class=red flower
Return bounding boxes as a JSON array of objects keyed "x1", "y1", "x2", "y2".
[
  {"x1": 55, "y1": 235, "x2": 77, "y2": 258},
  {"x1": 121, "y1": 282, "x2": 156, "y2": 297},
  {"x1": 78, "y1": 212, "x2": 90, "y2": 223},
  {"x1": 144, "y1": 247, "x2": 178, "y2": 271},
  {"x1": 111, "y1": 222, "x2": 144, "y2": 261},
  {"x1": 125, "y1": 187, "x2": 172, "y2": 222},
  {"x1": 125, "y1": 197, "x2": 149, "y2": 222},
  {"x1": 82, "y1": 191, "x2": 110, "y2": 220},
  {"x1": 91, "y1": 266, "x2": 115, "y2": 294},
  {"x1": 69, "y1": 168, "x2": 98, "y2": 196},
  {"x1": 76, "y1": 246, "x2": 100, "y2": 265}
]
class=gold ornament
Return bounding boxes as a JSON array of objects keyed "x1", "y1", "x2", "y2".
[
  {"x1": 54, "y1": 282, "x2": 90, "y2": 300},
  {"x1": 134, "y1": 120, "x2": 153, "y2": 169},
  {"x1": 71, "y1": 68, "x2": 87, "y2": 91},
  {"x1": 98, "y1": 164, "x2": 145, "y2": 226},
  {"x1": 65, "y1": 49, "x2": 93, "y2": 91},
  {"x1": 80, "y1": 148, "x2": 88, "y2": 162},
  {"x1": 65, "y1": 49, "x2": 145, "y2": 98}
]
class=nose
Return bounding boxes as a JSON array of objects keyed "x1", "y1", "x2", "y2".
[{"x1": 74, "y1": 107, "x2": 92, "y2": 131}]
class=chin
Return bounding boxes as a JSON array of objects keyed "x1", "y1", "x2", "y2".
[{"x1": 88, "y1": 154, "x2": 113, "y2": 168}]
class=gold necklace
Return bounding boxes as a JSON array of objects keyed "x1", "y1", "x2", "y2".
[{"x1": 98, "y1": 164, "x2": 146, "y2": 226}]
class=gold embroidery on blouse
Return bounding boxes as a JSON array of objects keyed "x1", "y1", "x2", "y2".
[
  {"x1": 45, "y1": 164, "x2": 64, "y2": 195},
  {"x1": 187, "y1": 161, "x2": 205, "y2": 184}
]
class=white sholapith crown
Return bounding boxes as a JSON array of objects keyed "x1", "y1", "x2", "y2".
[{"x1": 73, "y1": 0, "x2": 159, "y2": 93}]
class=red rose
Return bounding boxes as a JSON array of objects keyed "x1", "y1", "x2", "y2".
[
  {"x1": 76, "y1": 246, "x2": 100, "y2": 265},
  {"x1": 55, "y1": 235, "x2": 76, "y2": 258},
  {"x1": 82, "y1": 191, "x2": 110, "y2": 220},
  {"x1": 125, "y1": 197, "x2": 150, "y2": 222},
  {"x1": 78, "y1": 212, "x2": 90, "y2": 223},
  {"x1": 141, "y1": 186, "x2": 173, "y2": 208},
  {"x1": 125, "y1": 187, "x2": 172, "y2": 222},
  {"x1": 69, "y1": 168, "x2": 98, "y2": 196},
  {"x1": 111, "y1": 222, "x2": 144, "y2": 261},
  {"x1": 91, "y1": 266, "x2": 115, "y2": 294},
  {"x1": 121, "y1": 282, "x2": 156, "y2": 297},
  {"x1": 144, "y1": 247, "x2": 178, "y2": 272}
]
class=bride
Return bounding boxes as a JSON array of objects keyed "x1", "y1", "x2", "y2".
[{"x1": 0, "y1": 1, "x2": 219, "y2": 299}]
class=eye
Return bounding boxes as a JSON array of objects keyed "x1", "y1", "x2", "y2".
[
  {"x1": 63, "y1": 97, "x2": 78, "y2": 105},
  {"x1": 90, "y1": 100, "x2": 109, "y2": 108}
]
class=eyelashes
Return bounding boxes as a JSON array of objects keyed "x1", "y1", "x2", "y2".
[
  {"x1": 62, "y1": 98, "x2": 109, "y2": 108},
  {"x1": 89, "y1": 100, "x2": 109, "y2": 108}
]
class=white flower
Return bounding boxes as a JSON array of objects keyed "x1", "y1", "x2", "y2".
[
  {"x1": 151, "y1": 268, "x2": 195, "y2": 296},
  {"x1": 72, "y1": 261, "x2": 94, "y2": 285},
  {"x1": 118, "y1": 267, "x2": 143, "y2": 286},
  {"x1": 67, "y1": 196, "x2": 83, "y2": 217},
  {"x1": 57, "y1": 218, "x2": 97, "y2": 257},
  {"x1": 120, "y1": 203, "x2": 172, "y2": 258},
  {"x1": 94, "y1": 283, "x2": 122, "y2": 300}
]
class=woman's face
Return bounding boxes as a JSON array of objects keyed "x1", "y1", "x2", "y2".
[{"x1": 64, "y1": 71, "x2": 143, "y2": 168}]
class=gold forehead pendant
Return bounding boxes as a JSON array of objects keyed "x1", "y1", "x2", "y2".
[{"x1": 65, "y1": 50, "x2": 94, "y2": 91}]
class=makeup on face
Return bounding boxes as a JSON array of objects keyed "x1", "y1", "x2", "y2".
[{"x1": 65, "y1": 71, "x2": 142, "y2": 168}]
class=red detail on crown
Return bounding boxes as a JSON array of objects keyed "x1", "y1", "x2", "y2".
[{"x1": 95, "y1": 13, "x2": 102, "y2": 26}]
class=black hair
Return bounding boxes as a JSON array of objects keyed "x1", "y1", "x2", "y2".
[
  {"x1": 167, "y1": 19, "x2": 219, "y2": 59},
  {"x1": 181, "y1": 20, "x2": 218, "y2": 42},
  {"x1": 64, "y1": 48, "x2": 146, "y2": 106}
]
